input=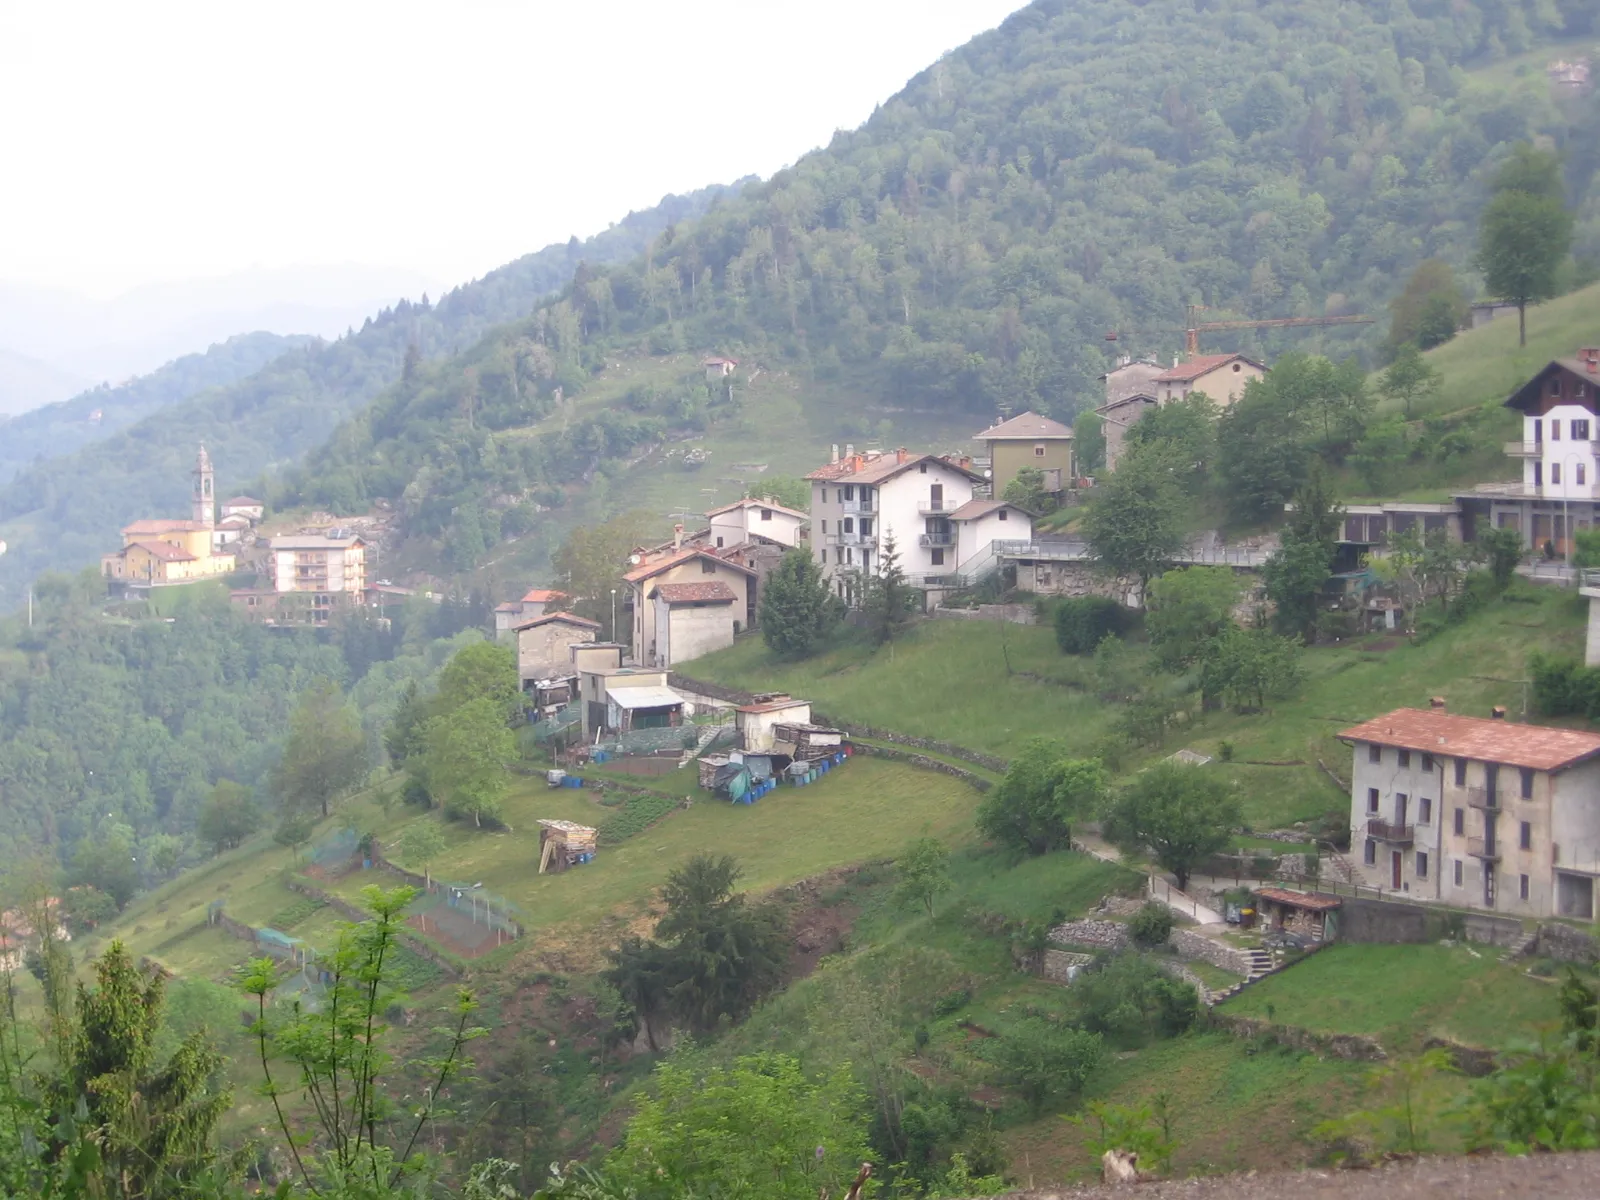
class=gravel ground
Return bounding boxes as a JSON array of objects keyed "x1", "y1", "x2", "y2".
[{"x1": 991, "y1": 1152, "x2": 1600, "y2": 1198}]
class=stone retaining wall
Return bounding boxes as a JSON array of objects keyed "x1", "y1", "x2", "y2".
[
  {"x1": 1169, "y1": 926, "x2": 1254, "y2": 976},
  {"x1": 1152, "y1": 957, "x2": 1212, "y2": 1000},
  {"x1": 1041, "y1": 948, "x2": 1095, "y2": 982},
  {"x1": 1538, "y1": 921, "x2": 1599, "y2": 964},
  {"x1": 932, "y1": 604, "x2": 1037, "y2": 625},
  {"x1": 849, "y1": 740, "x2": 993, "y2": 791},
  {"x1": 1047, "y1": 918, "x2": 1130, "y2": 951},
  {"x1": 1209, "y1": 1012, "x2": 1387, "y2": 1061}
]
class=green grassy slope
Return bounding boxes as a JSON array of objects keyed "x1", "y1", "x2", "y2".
[{"x1": 692, "y1": 579, "x2": 1587, "y2": 829}]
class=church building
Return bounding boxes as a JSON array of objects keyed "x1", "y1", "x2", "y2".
[{"x1": 102, "y1": 446, "x2": 240, "y2": 586}]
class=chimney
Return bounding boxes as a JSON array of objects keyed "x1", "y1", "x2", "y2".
[
  {"x1": 830, "y1": 443, "x2": 839, "y2": 464},
  {"x1": 673, "y1": 524, "x2": 684, "y2": 551},
  {"x1": 1491, "y1": 705, "x2": 1507, "y2": 720},
  {"x1": 1582, "y1": 348, "x2": 1600, "y2": 373},
  {"x1": 896, "y1": 447, "x2": 908, "y2": 464},
  {"x1": 1173, "y1": 354, "x2": 1180, "y2": 368},
  {"x1": 845, "y1": 443, "x2": 854, "y2": 461},
  {"x1": 1430, "y1": 696, "x2": 1446, "y2": 710}
]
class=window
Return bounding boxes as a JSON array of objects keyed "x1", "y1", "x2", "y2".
[
  {"x1": 860, "y1": 519, "x2": 873, "y2": 536},
  {"x1": 1364, "y1": 839, "x2": 1376, "y2": 865},
  {"x1": 844, "y1": 548, "x2": 853, "y2": 565},
  {"x1": 1520, "y1": 821, "x2": 1532, "y2": 850},
  {"x1": 819, "y1": 489, "x2": 827, "y2": 503},
  {"x1": 1581, "y1": 463, "x2": 1589, "y2": 487},
  {"x1": 760, "y1": 508, "x2": 772, "y2": 521},
  {"x1": 715, "y1": 537, "x2": 724, "y2": 548},
  {"x1": 1422, "y1": 753, "x2": 1434, "y2": 773},
  {"x1": 1520, "y1": 874, "x2": 1531, "y2": 901},
  {"x1": 843, "y1": 518, "x2": 854, "y2": 534},
  {"x1": 998, "y1": 509, "x2": 1008, "y2": 521},
  {"x1": 843, "y1": 485, "x2": 855, "y2": 501},
  {"x1": 919, "y1": 463, "x2": 927, "y2": 473},
  {"x1": 820, "y1": 549, "x2": 827, "y2": 564},
  {"x1": 1555, "y1": 419, "x2": 1565, "y2": 440},
  {"x1": 1455, "y1": 759, "x2": 1467, "y2": 786},
  {"x1": 820, "y1": 520, "x2": 827, "y2": 534},
  {"x1": 1417, "y1": 852, "x2": 1429, "y2": 879},
  {"x1": 1398, "y1": 749, "x2": 1411, "y2": 769},
  {"x1": 1521, "y1": 768, "x2": 1534, "y2": 799},
  {"x1": 1369, "y1": 744, "x2": 1382, "y2": 764},
  {"x1": 1553, "y1": 463, "x2": 1563, "y2": 485},
  {"x1": 1576, "y1": 419, "x2": 1592, "y2": 441},
  {"x1": 701, "y1": 559, "x2": 716, "y2": 574},
  {"x1": 1034, "y1": 444, "x2": 1046, "y2": 457},
  {"x1": 1454, "y1": 859, "x2": 1463, "y2": 887},
  {"x1": 1454, "y1": 808, "x2": 1465, "y2": 836},
  {"x1": 1419, "y1": 797, "x2": 1432, "y2": 824},
  {"x1": 931, "y1": 548, "x2": 945, "y2": 566},
  {"x1": 1367, "y1": 787, "x2": 1380, "y2": 814}
]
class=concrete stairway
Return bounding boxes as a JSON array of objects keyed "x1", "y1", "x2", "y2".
[
  {"x1": 1242, "y1": 947, "x2": 1275, "y2": 978},
  {"x1": 1500, "y1": 928, "x2": 1539, "y2": 964}
]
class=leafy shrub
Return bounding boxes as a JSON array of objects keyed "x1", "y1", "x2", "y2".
[
  {"x1": 989, "y1": 1019, "x2": 1104, "y2": 1113},
  {"x1": 1054, "y1": 596, "x2": 1128, "y2": 655},
  {"x1": 1530, "y1": 652, "x2": 1600, "y2": 720},
  {"x1": 1127, "y1": 902, "x2": 1175, "y2": 948},
  {"x1": 266, "y1": 896, "x2": 327, "y2": 931},
  {"x1": 1071, "y1": 954, "x2": 1199, "y2": 1047}
]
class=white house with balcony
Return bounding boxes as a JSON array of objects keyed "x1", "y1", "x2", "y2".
[
  {"x1": 806, "y1": 447, "x2": 1028, "y2": 601},
  {"x1": 1456, "y1": 349, "x2": 1600, "y2": 558}
]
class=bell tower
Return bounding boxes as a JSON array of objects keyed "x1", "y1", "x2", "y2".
[{"x1": 192, "y1": 444, "x2": 215, "y2": 528}]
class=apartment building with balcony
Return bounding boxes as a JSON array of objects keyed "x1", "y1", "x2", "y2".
[
  {"x1": 1341, "y1": 704, "x2": 1600, "y2": 921},
  {"x1": 268, "y1": 532, "x2": 368, "y2": 596},
  {"x1": 806, "y1": 446, "x2": 1028, "y2": 599},
  {"x1": 1456, "y1": 349, "x2": 1600, "y2": 556}
]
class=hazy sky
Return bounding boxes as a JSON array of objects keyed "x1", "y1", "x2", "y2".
[{"x1": 0, "y1": 0, "x2": 1024, "y2": 300}]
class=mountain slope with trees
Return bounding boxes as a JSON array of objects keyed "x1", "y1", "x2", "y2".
[
  {"x1": 0, "y1": 331, "x2": 309, "y2": 485},
  {"x1": 0, "y1": 181, "x2": 746, "y2": 599},
  {"x1": 276, "y1": 0, "x2": 1600, "y2": 575}
]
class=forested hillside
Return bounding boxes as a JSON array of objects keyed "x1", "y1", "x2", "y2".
[
  {"x1": 0, "y1": 181, "x2": 747, "y2": 598},
  {"x1": 278, "y1": 0, "x2": 1600, "y2": 570},
  {"x1": 0, "y1": 331, "x2": 307, "y2": 485}
]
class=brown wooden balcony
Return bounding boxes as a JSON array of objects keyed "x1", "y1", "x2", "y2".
[
  {"x1": 1367, "y1": 818, "x2": 1414, "y2": 846},
  {"x1": 1467, "y1": 836, "x2": 1500, "y2": 862}
]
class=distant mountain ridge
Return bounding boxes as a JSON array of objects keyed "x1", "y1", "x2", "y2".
[
  {"x1": 0, "y1": 180, "x2": 749, "y2": 600},
  {"x1": 0, "y1": 332, "x2": 310, "y2": 485},
  {"x1": 0, "y1": 347, "x2": 89, "y2": 416}
]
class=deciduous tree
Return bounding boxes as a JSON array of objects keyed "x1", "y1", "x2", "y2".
[
  {"x1": 271, "y1": 680, "x2": 369, "y2": 820},
  {"x1": 423, "y1": 696, "x2": 515, "y2": 827},
  {"x1": 1105, "y1": 762, "x2": 1240, "y2": 891},
  {"x1": 1145, "y1": 566, "x2": 1239, "y2": 670},
  {"x1": 1082, "y1": 444, "x2": 1187, "y2": 604},
  {"x1": 978, "y1": 739, "x2": 1107, "y2": 857},
  {"x1": 1378, "y1": 342, "x2": 1442, "y2": 418},
  {"x1": 894, "y1": 836, "x2": 952, "y2": 918},
  {"x1": 198, "y1": 779, "x2": 260, "y2": 853}
]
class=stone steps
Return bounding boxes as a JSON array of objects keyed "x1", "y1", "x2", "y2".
[{"x1": 1500, "y1": 929, "x2": 1539, "y2": 964}]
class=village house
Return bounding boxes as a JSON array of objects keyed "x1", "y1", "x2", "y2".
[
  {"x1": 807, "y1": 446, "x2": 1009, "y2": 599},
  {"x1": 1151, "y1": 352, "x2": 1266, "y2": 407},
  {"x1": 622, "y1": 546, "x2": 756, "y2": 667},
  {"x1": 1094, "y1": 392, "x2": 1159, "y2": 472},
  {"x1": 233, "y1": 530, "x2": 368, "y2": 624},
  {"x1": 1456, "y1": 348, "x2": 1600, "y2": 559},
  {"x1": 1341, "y1": 704, "x2": 1600, "y2": 921},
  {"x1": 494, "y1": 588, "x2": 572, "y2": 638},
  {"x1": 515, "y1": 611, "x2": 601, "y2": 688},
  {"x1": 221, "y1": 495, "x2": 265, "y2": 523},
  {"x1": 974, "y1": 412, "x2": 1075, "y2": 499},
  {"x1": 1100, "y1": 356, "x2": 1165, "y2": 405},
  {"x1": 102, "y1": 447, "x2": 237, "y2": 586},
  {"x1": 707, "y1": 496, "x2": 807, "y2": 549},
  {"x1": 702, "y1": 355, "x2": 738, "y2": 381}
]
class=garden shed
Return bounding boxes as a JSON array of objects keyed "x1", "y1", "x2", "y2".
[
  {"x1": 538, "y1": 819, "x2": 598, "y2": 873},
  {"x1": 1254, "y1": 887, "x2": 1341, "y2": 942},
  {"x1": 771, "y1": 722, "x2": 845, "y2": 759}
]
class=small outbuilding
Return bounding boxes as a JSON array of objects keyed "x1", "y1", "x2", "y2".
[
  {"x1": 735, "y1": 694, "x2": 812, "y2": 752},
  {"x1": 1253, "y1": 887, "x2": 1341, "y2": 942},
  {"x1": 771, "y1": 721, "x2": 845, "y2": 759},
  {"x1": 537, "y1": 820, "x2": 598, "y2": 874}
]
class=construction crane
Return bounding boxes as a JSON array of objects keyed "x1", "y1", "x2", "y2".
[{"x1": 1106, "y1": 304, "x2": 1374, "y2": 357}]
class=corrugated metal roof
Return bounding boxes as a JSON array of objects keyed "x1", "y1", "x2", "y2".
[{"x1": 606, "y1": 685, "x2": 684, "y2": 709}]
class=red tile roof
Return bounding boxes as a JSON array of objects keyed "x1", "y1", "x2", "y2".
[
  {"x1": 653, "y1": 582, "x2": 737, "y2": 604},
  {"x1": 623, "y1": 547, "x2": 755, "y2": 584},
  {"x1": 1255, "y1": 888, "x2": 1341, "y2": 912},
  {"x1": 514, "y1": 610, "x2": 602, "y2": 632},
  {"x1": 975, "y1": 411, "x2": 1075, "y2": 440},
  {"x1": 520, "y1": 588, "x2": 569, "y2": 604},
  {"x1": 1153, "y1": 353, "x2": 1266, "y2": 384},
  {"x1": 805, "y1": 451, "x2": 985, "y2": 484},
  {"x1": 494, "y1": 601, "x2": 520, "y2": 612},
  {"x1": 1338, "y1": 708, "x2": 1600, "y2": 772},
  {"x1": 706, "y1": 496, "x2": 808, "y2": 520}
]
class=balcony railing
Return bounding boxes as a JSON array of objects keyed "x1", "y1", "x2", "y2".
[
  {"x1": 1504, "y1": 441, "x2": 1543, "y2": 457},
  {"x1": 919, "y1": 532, "x2": 956, "y2": 548},
  {"x1": 840, "y1": 497, "x2": 877, "y2": 515},
  {"x1": 1367, "y1": 819, "x2": 1414, "y2": 846},
  {"x1": 917, "y1": 498, "x2": 955, "y2": 515},
  {"x1": 826, "y1": 530, "x2": 869, "y2": 546},
  {"x1": 1467, "y1": 787, "x2": 1499, "y2": 812},
  {"x1": 1467, "y1": 836, "x2": 1501, "y2": 862}
]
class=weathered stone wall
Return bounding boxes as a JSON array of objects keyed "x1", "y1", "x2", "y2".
[
  {"x1": 849, "y1": 740, "x2": 992, "y2": 790},
  {"x1": 932, "y1": 604, "x2": 1037, "y2": 625},
  {"x1": 1152, "y1": 957, "x2": 1211, "y2": 999},
  {"x1": 1209, "y1": 1012, "x2": 1387, "y2": 1061},
  {"x1": 1538, "y1": 921, "x2": 1599, "y2": 963},
  {"x1": 1333, "y1": 895, "x2": 1524, "y2": 948},
  {"x1": 1169, "y1": 927, "x2": 1254, "y2": 975},
  {"x1": 1041, "y1": 948, "x2": 1095, "y2": 982},
  {"x1": 1048, "y1": 918, "x2": 1130, "y2": 951}
]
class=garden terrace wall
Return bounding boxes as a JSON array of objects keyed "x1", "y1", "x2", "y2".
[
  {"x1": 1334, "y1": 895, "x2": 1522, "y2": 947},
  {"x1": 1047, "y1": 918, "x2": 1129, "y2": 951},
  {"x1": 1209, "y1": 1012, "x2": 1387, "y2": 1062},
  {"x1": 849, "y1": 740, "x2": 992, "y2": 791},
  {"x1": 1169, "y1": 927, "x2": 1254, "y2": 976},
  {"x1": 1537, "y1": 921, "x2": 1599, "y2": 963}
]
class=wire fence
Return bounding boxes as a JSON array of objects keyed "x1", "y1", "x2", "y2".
[{"x1": 405, "y1": 882, "x2": 523, "y2": 958}]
